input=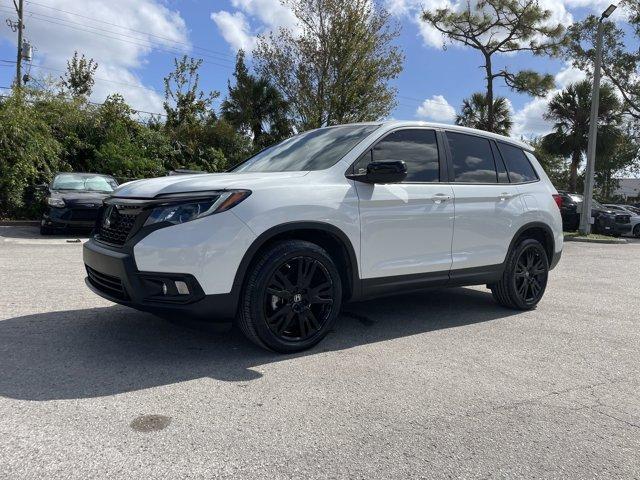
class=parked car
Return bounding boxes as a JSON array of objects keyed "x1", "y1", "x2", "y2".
[
  {"x1": 83, "y1": 121, "x2": 563, "y2": 352},
  {"x1": 604, "y1": 204, "x2": 640, "y2": 237},
  {"x1": 40, "y1": 173, "x2": 118, "y2": 235},
  {"x1": 557, "y1": 192, "x2": 632, "y2": 236},
  {"x1": 556, "y1": 190, "x2": 581, "y2": 231}
]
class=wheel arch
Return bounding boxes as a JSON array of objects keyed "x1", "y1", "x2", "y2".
[
  {"x1": 232, "y1": 222, "x2": 360, "y2": 302},
  {"x1": 507, "y1": 222, "x2": 555, "y2": 266}
]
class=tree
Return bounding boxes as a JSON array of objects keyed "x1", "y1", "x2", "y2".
[
  {"x1": 542, "y1": 80, "x2": 622, "y2": 193},
  {"x1": 529, "y1": 137, "x2": 569, "y2": 189},
  {"x1": 565, "y1": 14, "x2": 640, "y2": 120},
  {"x1": 60, "y1": 51, "x2": 98, "y2": 97},
  {"x1": 254, "y1": 0, "x2": 403, "y2": 130},
  {"x1": 456, "y1": 92, "x2": 512, "y2": 135},
  {"x1": 221, "y1": 50, "x2": 291, "y2": 151},
  {"x1": 162, "y1": 56, "x2": 252, "y2": 171},
  {"x1": 163, "y1": 55, "x2": 218, "y2": 129},
  {"x1": 595, "y1": 128, "x2": 639, "y2": 200},
  {"x1": 422, "y1": 0, "x2": 564, "y2": 133}
]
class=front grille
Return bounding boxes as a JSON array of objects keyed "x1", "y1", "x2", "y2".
[
  {"x1": 70, "y1": 208, "x2": 99, "y2": 221},
  {"x1": 615, "y1": 214, "x2": 631, "y2": 224},
  {"x1": 86, "y1": 266, "x2": 129, "y2": 300},
  {"x1": 96, "y1": 205, "x2": 138, "y2": 245}
]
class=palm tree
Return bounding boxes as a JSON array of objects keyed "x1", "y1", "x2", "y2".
[
  {"x1": 542, "y1": 80, "x2": 621, "y2": 193},
  {"x1": 456, "y1": 93, "x2": 513, "y2": 136},
  {"x1": 222, "y1": 50, "x2": 292, "y2": 151}
]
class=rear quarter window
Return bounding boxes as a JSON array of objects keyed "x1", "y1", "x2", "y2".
[{"x1": 497, "y1": 143, "x2": 538, "y2": 183}]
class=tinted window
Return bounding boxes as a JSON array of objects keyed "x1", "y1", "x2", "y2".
[
  {"x1": 447, "y1": 132, "x2": 497, "y2": 183},
  {"x1": 498, "y1": 143, "x2": 538, "y2": 183},
  {"x1": 355, "y1": 129, "x2": 440, "y2": 182},
  {"x1": 232, "y1": 124, "x2": 379, "y2": 172}
]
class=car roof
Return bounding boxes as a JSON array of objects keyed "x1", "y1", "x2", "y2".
[
  {"x1": 342, "y1": 121, "x2": 533, "y2": 152},
  {"x1": 54, "y1": 172, "x2": 115, "y2": 178}
]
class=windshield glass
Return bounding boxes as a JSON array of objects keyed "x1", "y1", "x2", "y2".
[
  {"x1": 52, "y1": 174, "x2": 118, "y2": 192},
  {"x1": 232, "y1": 124, "x2": 380, "y2": 172}
]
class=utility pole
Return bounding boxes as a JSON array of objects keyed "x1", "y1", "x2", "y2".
[
  {"x1": 579, "y1": 3, "x2": 617, "y2": 235},
  {"x1": 15, "y1": 0, "x2": 24, "y2": 88}
]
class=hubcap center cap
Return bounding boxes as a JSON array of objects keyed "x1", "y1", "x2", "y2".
[{"x1": 293, "y1": 293, "x2": 302, "y2": 303}]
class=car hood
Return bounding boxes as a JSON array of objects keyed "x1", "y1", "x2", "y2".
[
  {"x1": 50, "y1": 190, "x2": 112, "y2": 205},
  {"x1": 111, "y1": 171, "x2": 310, "y2": 198}
]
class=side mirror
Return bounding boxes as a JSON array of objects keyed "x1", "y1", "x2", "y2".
[
  {"x1": 36, "y1": 183, "x2": 49, "y2": 191},
  {"x1": 347, "y1": 160, "x2": 407, "y2": 184}
]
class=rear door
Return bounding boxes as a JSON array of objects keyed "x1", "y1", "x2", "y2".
[
  {"x1": 354, "y1": 128, "x2": 455, "y2": 280},
  {"x1": 445, "y1": 131, "x2": 524, "y2": 271}
]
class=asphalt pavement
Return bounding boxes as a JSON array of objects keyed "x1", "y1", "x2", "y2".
[{"x1": 1, "y1": 226, "x2": 639, "y2": 479}]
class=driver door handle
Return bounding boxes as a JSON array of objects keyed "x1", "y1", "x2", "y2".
[{"x1": 431, "y1": 193, "x2": 452, "y2": 204}]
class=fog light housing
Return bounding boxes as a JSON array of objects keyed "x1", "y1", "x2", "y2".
[{"x1": 175, "y1": 281, "x2": 189, "y2": 295}]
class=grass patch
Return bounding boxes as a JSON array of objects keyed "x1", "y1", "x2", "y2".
[{"x1": 564, "y1": 231, "x2": 615, "y2": 240}]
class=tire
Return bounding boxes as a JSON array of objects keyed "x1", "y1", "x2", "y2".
[
  {"x1": 238, "y1": 240, "x2": 343, "y2": 353},
  {"x1": 490, "y1": 238, "x2": 549, "y2": 310},
  {"x1": 40, "y1": 224, "x2": 54, "y2": 235},
  {"x1": 634, "y1": 224, "x2": 640, "y2": 238}
]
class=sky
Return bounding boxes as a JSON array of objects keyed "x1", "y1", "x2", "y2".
[{"x1": 0, "y1": 0, "x2": 635, "y2": 140}]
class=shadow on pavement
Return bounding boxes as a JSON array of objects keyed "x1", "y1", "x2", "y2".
[
  {"x1": 0, "y1": 225, "x2": 90, "y2": 240},
  {"x1": 0, "y1": 288, "x2": 520, "y2": 401}
]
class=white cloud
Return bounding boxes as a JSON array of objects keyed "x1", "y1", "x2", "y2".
[
  {"x1": 416, "y1": 94, "x2": 456, "y2": 122},
  {"x1": 512, "y1": 63, "x2": 586, "y2": 138},
  {"x1": 211, "y1": 0, "x2": 299, "y2": 53},
  {"x1": 0, "y1": 0, "x2": 188, "y2": 114},
  {"x1": 211, "y1": 11, "x2": 257, "y2": 52}
]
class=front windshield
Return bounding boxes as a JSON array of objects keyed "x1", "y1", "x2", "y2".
[
  {"x1": 52, "y1": 174, "x2": 118, "y2": 192},
  {"x1": 232, "y1": 124, "x2": 380, "y2": 172},
  {"x1": 592, "y1": 200, "x2": 605, "y2": 210}
]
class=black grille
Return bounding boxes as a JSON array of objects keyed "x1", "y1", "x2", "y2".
[
  {"x1": 615, "y1": 214, "x2": 630, "y2": 224},
  {"x1": 70, "y1": 208, "x2": 99, "y2": 221},
  {"x1": 96, "y1": 205, "x2": 138, "y2": 245},
  {"x1": 86, "y1": 266, "x2": 129, "y2": 300}
]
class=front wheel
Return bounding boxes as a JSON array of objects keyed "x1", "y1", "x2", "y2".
[
  {"x1": 238, "y1": 240, "x2": 342, "y2": 353},
  {"x1": 490, "y1": 238, "x2": 549, "y2": 310}
]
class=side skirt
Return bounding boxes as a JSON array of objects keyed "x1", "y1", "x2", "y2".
[{"x1": 357, "y1": 264, "x2": 504, "y2": 301}]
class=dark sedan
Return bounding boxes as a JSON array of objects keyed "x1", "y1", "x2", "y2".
[{"x1": 40, "y1": 173, "x2": 118, "y2": 235}]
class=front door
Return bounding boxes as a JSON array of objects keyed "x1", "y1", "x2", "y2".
[{"x1": 354, "y1": 128, "x2": 455, "y2": 281}]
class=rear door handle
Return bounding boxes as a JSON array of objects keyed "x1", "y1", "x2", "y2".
[
  {"x1": 499, "y1": 192, "x2": 514, "y2": 201},
  {"x1": 431, "y1": 193, "x2": 452, "y2": 204}
]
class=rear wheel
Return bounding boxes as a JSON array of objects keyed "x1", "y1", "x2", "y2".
[
  {"x1": 490, "y1": 238, "x2": 549, "y2": 310},
  {"x1": 238, "y1": 240, "x2": 342, "y2": 353},
  {"x1": 40, "y1": 223, "x2": 54, "y2": 235},
  {"x1": 634, "y1": 224, "x2": 640, "y2": 238}
]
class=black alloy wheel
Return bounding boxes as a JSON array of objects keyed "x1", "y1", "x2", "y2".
[
  {"x1": 490, "y1": 238, "x2": 549, "y2": 310},
  {"x1": 264, "y1": 256, "x2": 334, "y2": 341},
  {"x1": 634, "y1": 224, "x2": 640, "y2": 238},
  {"x1": 239, "y1": 240, "x2": 342, "y2": 352},
  {"x1": 513, "y1": 244, "x2": 548, "y2": 305}
]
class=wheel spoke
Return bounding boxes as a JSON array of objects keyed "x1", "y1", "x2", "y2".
[
  {"x1": 275, "y1": 310, "x2": 296, "y2": 334},
  {"x1": 267, "y1": 306, "x2": 291, "y2": 325},
  {"x1": 266, "y1": 287, "x2": 292, "y2": 300},
  {"x1": 305, "y1": 309, "x2": 320, "y2": 331}
]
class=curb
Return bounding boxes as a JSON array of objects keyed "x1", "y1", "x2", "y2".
[
  {"x1": 0, "y1": 220, "x2": 39, "y2": 226},
  {"x1": 564, "y1": 235, "x2": 627, "y2": 244}
]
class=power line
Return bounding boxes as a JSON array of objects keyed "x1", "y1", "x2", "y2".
[
  {"x1": 0, "y1": 5, "x2": 234, "y2": 70},
  {"x1": 21, "y1": 0, "x2": 236, "y2": 60}
]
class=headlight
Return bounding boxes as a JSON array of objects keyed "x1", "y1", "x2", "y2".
[
  {"x1": 47, "y1": 197, "x2": 65, "y2": 208},
  {"x1": 144, "y1": 190, "x2": 251, "y2": 227}
]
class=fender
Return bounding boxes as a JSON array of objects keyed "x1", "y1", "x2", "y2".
[
  {"x1": 231, "y1": 221, "x2": 361, "y2": 300},
  {"x1": 505, "y1": 221, "x2": 557, "y2": 267}
]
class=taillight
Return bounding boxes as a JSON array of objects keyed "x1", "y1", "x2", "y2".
[{"x1": 552, "y1": 194, "x2": 562, "y2": 209}]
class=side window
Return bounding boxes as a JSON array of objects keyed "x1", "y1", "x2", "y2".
[
  {"x1": 447, "y1": 132, "x2": 498, "y2": 183},
  {"x1": 498, "y1": 142, "x2": 539, "y2": 183},
  {"x1": 354, "y1": 129, "x2": 440, "y2": 182}
]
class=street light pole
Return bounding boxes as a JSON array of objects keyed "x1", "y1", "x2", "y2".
[
  {"x1": 14, "y1": 0, "x2": 24, "y2": 89},
  {"x1": 579, "y1": 3, "x2": 617, "y2": 235}
]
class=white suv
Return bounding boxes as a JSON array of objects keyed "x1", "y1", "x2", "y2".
[{"x1": 83, "y1": 121, "x2": 563, "y2": 352}]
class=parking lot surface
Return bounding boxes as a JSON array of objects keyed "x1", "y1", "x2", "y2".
[{"x1": 1, "y1": 226, "x2": 639, "y2": 479}]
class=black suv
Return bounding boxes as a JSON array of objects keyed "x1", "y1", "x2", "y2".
[
  {"x1": 40, "y1": 173, "x2": 118, "y2": 235},
  {"x1": 557, "y1": 191, "x2": 631, "y2": 236}
]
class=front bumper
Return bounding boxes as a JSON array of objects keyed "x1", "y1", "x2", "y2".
[{"x1": 83, "y1": 238, "x2": 238, "y2": 321}]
